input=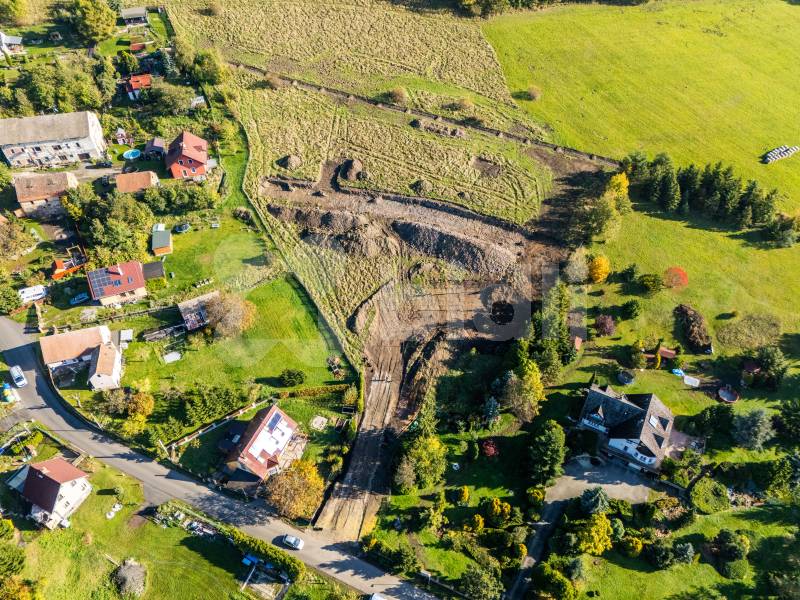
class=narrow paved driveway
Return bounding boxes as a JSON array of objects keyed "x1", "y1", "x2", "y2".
[
  {"x1": 0, "y1": 317, "x2": 431, "y2": 600},
  {"x1": 507, "y1": 458, "x2": 654, "y2": 599}
]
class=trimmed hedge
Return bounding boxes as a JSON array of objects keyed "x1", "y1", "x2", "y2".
[{"x1": 228, "y1": 528, "x2": 305, "y2": 581}]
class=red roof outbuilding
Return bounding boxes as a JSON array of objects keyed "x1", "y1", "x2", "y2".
[{"x1": 165, "y1": 131, "x2": 208, "y2": 179}]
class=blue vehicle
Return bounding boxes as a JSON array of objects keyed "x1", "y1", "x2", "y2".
[{"x1": 69, "y1": 292, "x2": 90, "y2": 306}]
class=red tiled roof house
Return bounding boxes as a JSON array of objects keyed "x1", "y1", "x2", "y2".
[
  {"x1": 125, "y1": 73, "x2": 152, "y2": 100},
  {"x1": 165, "y1": 131, "x2": 208, "y2": 180},
  {"x1": 10, "y1": 457, "x2": 92, "y2": 529},
  {"x1": 115, "y1": 171, "x2": 158, "y2": 194},
  {"x1": 87, "y1": 261, "x2": 147, "y2": 306},
  {"x1": 226, "y1": 406, "x2": 298, "y2": 480}
]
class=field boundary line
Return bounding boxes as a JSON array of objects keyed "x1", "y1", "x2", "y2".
[{"x1": 229, "y1": 60, "x2": 621, "y2": 169}]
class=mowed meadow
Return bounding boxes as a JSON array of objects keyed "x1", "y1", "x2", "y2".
[{"x1": 484, "y1": 0, "x2": 800, "y2": 210}]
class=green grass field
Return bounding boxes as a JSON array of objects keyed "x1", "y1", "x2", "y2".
[
  {"x1": 579, "y1": 504, "x2": 798, "y2": 599},
  {"x1": 484, "y1": 0, "x2": 800, "y2": 210},
  {"x1": 541, "y1": 205, "x2": 800, "y2": 468},
  {"x1": 123, "y1": 275, "x2": 345, "y2": 393},
  {"x1": 18, "y1": 461, "x2": 248, "y2": 599}
]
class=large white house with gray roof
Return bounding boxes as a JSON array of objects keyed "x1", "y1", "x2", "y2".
[{"x1": 0, "y1": 111, "x2": 107, "y2": 167}]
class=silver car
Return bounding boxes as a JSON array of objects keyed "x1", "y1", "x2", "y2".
[
  {"x1": 9, "y1": 366, "x2": 27, "y2": 388},
  {"x1": 282, "y1": 534, "x2": 304, "y2": 550}
]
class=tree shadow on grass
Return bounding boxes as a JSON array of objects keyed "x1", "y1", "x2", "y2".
[
  {"x1": 601, "y1": 549, "x2": 657, "y2": 574},
  {"x1": 180, "y1": 533, "x2": 245, "y2": 573}
]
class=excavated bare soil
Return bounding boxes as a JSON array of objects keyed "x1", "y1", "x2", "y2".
[{"x1": 260, "y1": 161, "x2": 574, "y2": 541}]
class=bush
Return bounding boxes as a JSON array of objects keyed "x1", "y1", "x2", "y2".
[
  {"x1": 228, "y1": 528, "x2": 305, "y2": 581},
  {"x1": 527, "y1": 85, "x2": 542, "y2": 101},
  {"x1": 595, "y1": 314, "x2": 616, "y2": 337},
  {"x1": 589, "y1": 255, "x2": 611, "y2": 283},
  {"x1": 674, "y1": 304, "x2": 712, "y2": 353},
  {"x1": 621, "y1": 536, "x2": 643, "y2": 558},
  {"x1": 720, "y1": 558, "x2": 750, "y2": 580},
  {"x1": 673, "y1": 542, "x2": 695, "y2": 564},
  {"x1": 639, "y1": 273, "x2": 665, "y2": 294},
  {"x1": 0, "y1": 520, "x2": 14, "y2": 540},
  {"x1": 646, "y1": 540, "x2": 674, "y2": 569},
  {"x1": 279, "y1": 369, "x2": 306, "y2": 387},
  {"x1": 733, "y1": 408, "x2": 775, "y2": 451},
  {"x1": 387, "y1": 87, "x2": 410, "y2": 105},
  {"x1": 580, "y1": 487, "x2": 610, "y2": 515},
  {"x1": 713, "y1": 529, "x2": 750, "y2": 561},
  {"x1": 533, "y1": 563, "x2": 577, "y2": 600},
  {"x1": 664, "y1": 266, "x2": 689, "y2": 289},
  {"x1": 0, "y1": 545, "x2": 24, "y2": 578},
  {"x1": 690, "y1": 477, "x2": 731, "y2": 514},
  {"x1": 621, "y1": 299, "x2": 642, "y2": 320}
]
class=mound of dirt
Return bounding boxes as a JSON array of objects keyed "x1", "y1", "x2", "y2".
[
  {"x1": 471, "y1": 156, "x2": 502, "y2": 178},
  {"x1": 412, "y1": 179, "x2": 432, "y2": 195},
  {"x1": 391, "y1": 221, "x2": 516, "y2": 277},
  {"x1": 304, "y1": 222, "x2": 402, "y2": 258},
  {"x1": 410, "y1": 118, "x2": 467, "y2": 139},
  {"x1": 343, "y1": 158, "x2": 364, "y2": 181},
  {"x1": 267, "y1": 205, "x2": 368, "y2": 234},
  {"x1": 113, "y1": 559, "x2": 146, "y2": 597},
  {"x1": 279, "y1": 154, "x2": 303, "y2": 170}
]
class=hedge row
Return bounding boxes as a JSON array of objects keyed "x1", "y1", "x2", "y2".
[
  {"x1": 227, "y1": 528, "x2": 305, "y2": 581},
  {"x1": 276, "y1": 383, "x2": 351, "y2": 399}
]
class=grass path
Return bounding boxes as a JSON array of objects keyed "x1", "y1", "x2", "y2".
[{"x1": 484, "y1": 0, "x2": 800, "y2": 209}]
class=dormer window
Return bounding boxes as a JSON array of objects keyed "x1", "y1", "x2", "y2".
[{"x1": 178, "y1": 159, "x2": 184, "y2": 165}]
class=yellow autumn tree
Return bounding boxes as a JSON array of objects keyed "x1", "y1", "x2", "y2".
[
  {"x1": 577, "y1": 513, "x2": 613, "y2": 555},
  {"x1": 265, "y1": 460, "x2": 324, "y2": 520},
  {"x1": 606, "y1": 172, "x2": 632, "y2": 214},
  {"x1": 589, "y1": 255, "x2": 611, "y2": 283}
]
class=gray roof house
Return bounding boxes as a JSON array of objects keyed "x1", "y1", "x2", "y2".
[
  {"x1": 579, "y1": 384, "x2": 674, "y2": 470},
  {"x1": 0, "y1": 111, "x2": 107, "y2": 168},
  {"x1": 120, "y1": 6, "x2": 148, "y2": 23},
  {"x1": 0, "y1": 31, "x2": 23, "y2": 56}
]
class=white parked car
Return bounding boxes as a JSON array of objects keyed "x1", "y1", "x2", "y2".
[
  {"x1": 9, "y1": 366, "x2": 27, "y2": 388},
  {"x1": 282, "y1": 534, "x2": 304, "y2": 550}
]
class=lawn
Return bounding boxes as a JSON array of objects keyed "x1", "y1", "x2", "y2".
[
  {"x1": 37, "y1": 216, "x2": 270, "y2": 328},
  {"x1": 574, "y1": 208, "x2": 800, "y2": 402},
  {"x1": 579, "y1": 504, "x2": 799, "y2": 599},
  {"x1": 540, "y1": 203, "x2": 800, "y2": 468},
  {"x1": 484, "y1": 0, "x2": 800, "y2": 210},
  {"x1": 123, "y1": 275, "x2": 346, "y2": 393},
  {"x1": 17, "y1": 460, "x2": 249, "y2": 600},
  {"x1": 179, "y1": 392, "x2": 346, "y2": 475}
]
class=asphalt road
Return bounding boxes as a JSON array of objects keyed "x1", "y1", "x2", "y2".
[{"x1": 0, "y1": 317, "x2": 432, "y2": 600}]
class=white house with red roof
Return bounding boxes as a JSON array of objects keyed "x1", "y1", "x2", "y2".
[
  {"x1": 87, "y1": 261, "x2": 147, "y2": 306},
  {"x1": 165, "y1": 130, "x2": 209, "y2": 180},
  {"x1": 226, "y1": 406, "x2": 299, "y2": 480},
  {"x1": 9, "y1": 457, "x2": 91, "y2": 529}
]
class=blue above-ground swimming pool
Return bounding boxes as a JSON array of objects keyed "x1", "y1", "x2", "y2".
[{"x1": 122, "y1": 148, "x2": 142, "y2": 160}]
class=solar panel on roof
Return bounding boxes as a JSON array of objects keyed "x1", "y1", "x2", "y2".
[{"x1": 266, "y1": 412, "x2": 282, "y2": 432}]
